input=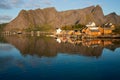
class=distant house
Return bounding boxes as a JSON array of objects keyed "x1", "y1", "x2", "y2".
[
  {"x1": 85, "y1": 28, "x2": 101, "y2": 36},
  {"x1": 67, "y1": 30, "x2": 81, "y2": 36},
  {"x1": 82, "y1": 22, "x2": 115, "y2": 36},
  {"x1": 56, "y1": 28, "x2": 62, "y2": 35},
  {"x1": 67, "y1": 30, "x2": 74, "y2": 35},
  {"x1": 82, "y1": 22, "x2": 101, "y2": 36},
  {"x1": 101, "y1": 23, "x2": 115, "y2": 35},
  {"x1": 74, "y1": 30, "x2": 81, "y2": 36}
]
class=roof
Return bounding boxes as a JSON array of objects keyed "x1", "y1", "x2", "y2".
[
  {"x1": 86, "y1": 22, "x2": 96, "y2": 27},
  {"x1": 90, "y1": 29, "x2": 100, "y2": 32}
]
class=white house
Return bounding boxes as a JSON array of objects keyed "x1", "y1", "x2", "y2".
[{"x1": 56, "y1": 28, "x2": 62, "y2": 34}]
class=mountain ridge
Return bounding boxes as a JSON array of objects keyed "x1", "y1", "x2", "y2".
[{"x1": 4, "y1": 5, "x2": 120, "y2": 31}]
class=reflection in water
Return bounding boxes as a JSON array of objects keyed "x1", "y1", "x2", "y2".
[
  {"x1": 82, "y1": 39, "x2": 112, "y2": 47},
  {"x1": 0, "y1": 35, "x2": 120, "y2": 58},
  {"x1": 0, "y1": 35, "x2": 120, "y2": 80},
  {"x1": 55, "y1": 36, "x2": 120, "y2": 48},
  {"x1": 55, "y1": 36, "x2": 114, "y2": 47}
]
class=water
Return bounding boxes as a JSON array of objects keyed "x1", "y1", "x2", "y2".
[{"x1": 0, "y1": 35, "x2": 120, "y2": 80}]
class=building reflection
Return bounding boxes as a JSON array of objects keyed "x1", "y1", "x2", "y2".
[
  {"x1": 1, "y1": 35, "x2": 120, "y2": 58},
  {"x1": 82, "y1": 39, "x2": 112, "y2": 47},
  {"x1": 55, "y1": 36, "x2": 113, "y2": 48}
]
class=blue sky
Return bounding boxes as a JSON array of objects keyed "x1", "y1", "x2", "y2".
[{"x1": 0, "y1": 0, "x2": 120, "y2": 23}]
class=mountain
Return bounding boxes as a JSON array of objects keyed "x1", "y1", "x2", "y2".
[
  {"x1": 3, "y1": 5, "x2": 120, "y2": 32},
  {"x1": 105, "y1": 12, "x2": 120, "y2": 26}
]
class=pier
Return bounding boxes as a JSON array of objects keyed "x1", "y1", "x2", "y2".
[{"x1": 0, "y1": 31, "x2": 54, "y2": 37}]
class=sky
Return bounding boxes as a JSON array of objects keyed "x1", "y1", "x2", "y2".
[{"x1": 0, "y1": 0, "x2": 120, "y2": 23}]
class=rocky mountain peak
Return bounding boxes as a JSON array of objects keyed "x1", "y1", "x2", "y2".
[
  {"x1": 96, "y1": 5, "x2": 101, "y2": 9},
  {"x1": 43, "y1": 7, "x2": 56, "y2": 11},
  {"x1": 108, "y1": 12, "x2": 117, "y2": 16},
  {"x1": 105, "y1": 12, "x2": 120, "y2": 25},
  {"x1": 4, "y1": 5, "x2": 120, "y2": 31}
]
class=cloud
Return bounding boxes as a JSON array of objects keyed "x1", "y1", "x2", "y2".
[
  {"x1": 11, "y1": 0, "x2": 24, "y2": 7},
  {"x1": 24, "y1": 0, "x2": 53, "y2": 8},
  {"x1": 0, "y1": 15, "x2": 12, "y2": 23},
  {"x1": 0, "y1": 0, "x2": 12, "y2": 9},
  {"x1": 24, "y1": 0, "x2": 41, "y2": 8},
  {"x1": 43, "y1": 0, "x2": 52, "y2": 5},
  {"x1": 0, "y1": 0, "x2": 53, "y2": 9},
  {"x1": 0, "y1": 15, "x2": 12, "y2": 20},
  {"x1": 11, "y1": 0, "x2": 22, "y2": 4},
  {"x1": 0, "y1": 0, "x2": 24, "y2": 9}
]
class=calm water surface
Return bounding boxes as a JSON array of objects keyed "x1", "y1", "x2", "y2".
[{"x1": 0, "y1": 35, "x2": 120, "y2": 80}]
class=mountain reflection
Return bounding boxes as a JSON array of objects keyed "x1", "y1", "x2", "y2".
[{"x1": 1, "y1": 35, "x2": 120, "y2": 58}]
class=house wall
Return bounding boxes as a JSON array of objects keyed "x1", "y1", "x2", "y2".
[
  {"x1": 103, "y1": 29, "x2": 112, "y2": 34},
  {"x1": 83, "y1": 26, "x2": 113, "y2": 36},
  {"x1": 85, "y1": 28, "x2": 101, "y2": 36}
]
